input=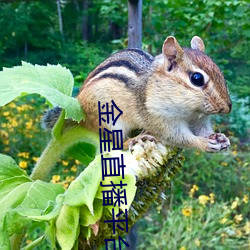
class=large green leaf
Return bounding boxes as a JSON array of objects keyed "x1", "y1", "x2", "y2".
[
  {"x1": 0, "y1": 154, "x2": 65, "y2": 248},
  {"x1": 20, "y1": 181, "x2": 64, "y2": 213},
  {"x1": 66, "y1": 142, "x2": 96, "y2": 166},
  {"x1": 56, "y1": 205, "x2": 80, "y2": 250},
  {"x1": 0, "y1": 62, "x2": 84, "y2": 121},
  {"x1": 0, "y1": 176, "x2": 31, "y2": 201}
]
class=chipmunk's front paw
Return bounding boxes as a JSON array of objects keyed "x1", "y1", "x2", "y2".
[{"x1": 206, "y1": 133, "x2": 230, "y2": 152}]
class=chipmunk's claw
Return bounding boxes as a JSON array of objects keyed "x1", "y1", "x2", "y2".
[
  {"x1": 207, "y1": 133, "x2": 230, "y2": 152},
  {"x1": 128, "y1": 134, "x2": 156, "y2": 152}
]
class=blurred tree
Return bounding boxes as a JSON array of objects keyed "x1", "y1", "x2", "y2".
[
  {"x1": 57, "y1": 0, "x2": 64, "y2": 36},
  {"x1": 0, "y1": 0, "x2": 248, "y2": 98},
  {"x1": 128, "y1": 0, "x2": 142, "y2": 48}
]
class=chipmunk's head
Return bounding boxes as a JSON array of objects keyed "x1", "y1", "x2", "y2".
[{"x1": 158, "y1": 36, "x2": 232, "y2": 115}]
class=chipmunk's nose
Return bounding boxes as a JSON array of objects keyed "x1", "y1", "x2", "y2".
[{"x1": 219, "y1": 101, "x2": 232, "y2": 114}]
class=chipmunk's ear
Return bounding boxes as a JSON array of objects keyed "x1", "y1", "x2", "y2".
[
  {"x1": 162, "y1": 36, "x2": 184, "y2": 63},
  {"x1": 191, "y1": 36, "x2": 205, "y2": 52}
]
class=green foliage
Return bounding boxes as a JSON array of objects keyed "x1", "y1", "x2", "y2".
[
  {"x1": 138, "y1": 196, "x2": 249, "y2": 249},
  {"x1": 0, "y1": 62, "x2": 84, "y2": 121},
  {"x1": 0, "y1": 0, "x2": 249, "y2": 100},
  {"x1": 61, "y1": 42, "x2": 110, "y2": 86},
  {"x1": 0, "y1": 154, "x2": 64, "y2": 249}
]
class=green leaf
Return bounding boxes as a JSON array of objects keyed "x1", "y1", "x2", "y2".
[
  {"x1": 56, "y1": 205, "x2": 80, "y2": 250},
  {"x1": 79, "y1": 199, "x2": 103, "y2": 226},
  {"x1": 66, "y1": 142, "x2": 96, "y2": 166},
  {"x1": 20, "y1": 181, "x2": 64, "y2": 213},
  {"x1": 45, "y1": 220, "x2": 56, "y2": 249},
  {"x1": 0, "y1": 182, "x2": 33, "y2": 218},
  {"x1": 0, "y1": 154, "x2": 65, "y2": 244},
  {"x1": 26, "y1": 200, "x2": 63, "y2": 222},
  {"x1": 0, "y1": 62, "x2": 85, "y2": 122},
  {"x1": 96, "y1": 174, "x2": 136, "y2": 214},
  {"x1": 0, "y1": 231, "x2": 10, "y2": 250},
  {"x1": 3, "y1": 210, "x2": 31, "y2": 238},
  {"x1": 0, "y1": 154, "x2": 30, "y2": 181},
  {"x1": 0, "y1": 176, "x2": 31, "y2": 201},
  {"x1": 64, "y1": 155, "x2": 103, "y2": 213}
]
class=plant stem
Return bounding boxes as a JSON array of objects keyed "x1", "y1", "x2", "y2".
[
  {"x1": 30, "y1": 126, "x2": 100, "y2": 181},
  {"x1": 10, "y1": 231, "x2": 25, "y2": 250}
]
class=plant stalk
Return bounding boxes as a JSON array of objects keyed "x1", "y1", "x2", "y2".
[{"x1": 30, "y1": 125, "x2": 100, "y2": 181}]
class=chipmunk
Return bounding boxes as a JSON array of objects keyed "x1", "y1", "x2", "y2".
[{"x1": 44, "y1": 36, "x2": 232, "y2": 153}]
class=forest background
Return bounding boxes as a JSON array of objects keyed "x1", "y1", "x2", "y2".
[{"x1": 0, "y1": 0, "x2": 249, "y2": 249}]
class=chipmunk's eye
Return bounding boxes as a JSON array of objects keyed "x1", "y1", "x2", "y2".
[{"x1": 190, "y1": 72, "x2": 204, "y2": 87}]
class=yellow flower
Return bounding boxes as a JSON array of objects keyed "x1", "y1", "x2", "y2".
[
  {"x1": 0, "y1": 130, "x2": 8, "y2": 138},
  {"x1": 243, "y1": 195, "x2": 248, "y2": 204},
  {"x1": 66, "y1": 176, "x2": 75, "y2": 182},
  {"x1": 11, "y1": 119, "x2": 18, "y2": 127},
  {"x1": 32, "y1": 157, "x2": 39, "y2": 162},
  {"x1": 189, "y1": 184, "x2": 199, "y2": 198},
  {"x1": 232, "y1": 150, "x2": 237, "y2": 156},
  {"x1": 63, "y1": 182, "x2": 69, "y2": 189},
  {"x1": 194, "y1": 238, "x2": 201, "y2": 247},
  {"x1": 18, "y1": 152, "x2": 30, "y2": 159},
  {"x1": 244, "y1": 221, "x2": 250, "y2": 234},
  {"x1": 182, "y1": 207, "x2": 192, "y2": 217},
  {"x1": 3, "y1": 111, "x2": 9, "y2": 116},
  {"x1": 234, "y1": 214, "x2": 243, "y2": 224},
  {"x1": 198, "y1": 195, "x2": 210, "y2": 206},
  {"x1": 179, "y1": 247, "x2": 186, "y2": 250},
  {"x1": 220, "y1": 217, "x2": 228, "y2": 224},
  {"x1": 51, "y1": 175, "x2": 61, "y2": 183},
  {"x1": 17, "y1": 105, "x2": 31, "y2": 112},
  {"x1": 3, "y1": 138, "x2": 9, "y2": 145},
  {"x1": 9, "y1": 102, "x2": 16, "y2": 108},
  {"x1": 19, "y1": 161, "x2": 28, "y2": 169},
  {"x1": 62, "y1": 160, "x2": 69, "y2": 166},
  {"x1": 231, "y1": 197, "x2": 240, "y2": 209},
  {"x1": 221, "y1": 162, "x2": 228, "y2": 167},
  {"x1": 75, "y1": 159, "x2": 81, "y2": 165},
  {"x1": 209, "y1": 193, "x2": 215, "y2": 204},
  {"x1": 4, "y1": 147, "x2": 10, "y2": 152},
  {"x1": 26, "y1": 121, "x2": 33, "y2": 129},
  {"x1": 70, "y1": 165, "x2": 77, "y2": 172}
]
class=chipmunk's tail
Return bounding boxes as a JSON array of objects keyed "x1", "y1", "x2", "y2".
[{"x1": 41, "y1": 106, "x2": 62, "y2": 130}]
